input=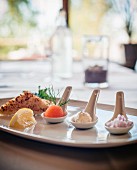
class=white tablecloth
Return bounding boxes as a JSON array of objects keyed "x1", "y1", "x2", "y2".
[{"x1": 0, "y1": 60, "x2": 137, "y2": 109}]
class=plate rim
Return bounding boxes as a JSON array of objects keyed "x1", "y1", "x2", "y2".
[{"x1": 0, "y1": 125, "x2": 137, "y2": 148}]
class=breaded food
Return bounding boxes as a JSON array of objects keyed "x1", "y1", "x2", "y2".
[{"x1": 0, "y1": 91, "x2": 52, "y2": 115}]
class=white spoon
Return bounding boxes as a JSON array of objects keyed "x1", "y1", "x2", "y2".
[
  {"x1": 84, "y1": 89, "x2": 100, "y2": 121},
  {"x1": 70, "y1": 89, "x2": 100, "y2": 129},
  {"x1": 105, "y1": 124, "x2": 133, "y2": 135},
  {"x1": 57, "y1": 86, "x2": 72, "y2": 114},
  {"x1": 70, "y1": 116, "x2": 98, "y2": 129},
  {"x1": 42, "y1": 86, "x2": 72, "y2": 123},
  {"x1": 41, "y1": 112, "x2": 67, "y2": 123},
  {"x1": 105, "y1": 91, "x2": 134, "y2": 134}
]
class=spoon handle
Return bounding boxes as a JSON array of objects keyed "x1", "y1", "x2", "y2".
[
  {"x1": 84, "y1": 89, "x2": 100, "y2": 121},
  {"x1": 112, "y1": 91, "x2": 127, "y2": 120},
  {"x1": 57, "y1": 86, "x2": 72, "y2": 112}
]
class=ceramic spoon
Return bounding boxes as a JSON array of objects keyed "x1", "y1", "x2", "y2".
[
  {"x1": 111, "y1": 91, "x2": 127, "y2": 121},
  {"x1": 84, "y1": 89, "x2": 100, "y2": 121},
  {"x1": 57, "y1": 86, "x2": 72, "y2": 114},
  {"x1": 70, "y1": 89, "x2": 100, "y2": 129},
  {"x1": 105, "y1": 91, "x2": 133, "y2": 134},
  {"x1": 42, "y1": 86, "x2": 72, "y2": 123}
]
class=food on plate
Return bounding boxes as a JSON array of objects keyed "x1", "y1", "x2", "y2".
[
  {"x1": 39, "y1": 86, "x2": 70, "y2": 118},
  {"x1": 36, "y1": 86, "x2": 69, "y2": 106},
  {"x1": 0, "y1": 91, "x2": 52, "y2": 115},
  {"x1": 72, "y1": 111, "x2": 92, "y2": 123},
  {"x1": 9, "y1": 108, "x2": 37, "y2": 129},
  {"x1": 35, "y1": 86, "x2": 58, "y2": 105},
  {"x1": 44, "y1": 105, "x2": 65, "y2": 118},
  {"x1": 106, "y1": 115, "x2": 133, "y2": 128}
]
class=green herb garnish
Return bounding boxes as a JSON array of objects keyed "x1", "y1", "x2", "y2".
[
  {"x1": 35, "y1": 86, "x2": 69, "y2": 106},
  {"x1": 57, "y1": 99, "x2": 69, "y2": 107}
]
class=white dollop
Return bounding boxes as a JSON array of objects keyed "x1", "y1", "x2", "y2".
[
  {"x1": 73, "y1": 111, "x2": 92, "y2": 123},
  {"x1": 106, "y1": 115, "x2": 133, "y2": 128}
]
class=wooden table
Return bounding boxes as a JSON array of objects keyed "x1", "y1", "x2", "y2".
[{"x1": 0, "y1": 130, "x2": 137, "y2": 170}]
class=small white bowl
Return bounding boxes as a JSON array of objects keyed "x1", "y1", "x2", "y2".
[
  {"x1": 105, "y1": 122, "x2": 134, "y2": 135},
  {"x1": 41, "y1": 112, "x2": 67, "y2": 124},
  {"x1": 70, "y1": 116, "x2": 98, "y2": 129}
]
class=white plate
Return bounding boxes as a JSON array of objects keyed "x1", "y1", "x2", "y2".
[{"x1": 0, "y1": 98, "x2": 137, "y2": 148}]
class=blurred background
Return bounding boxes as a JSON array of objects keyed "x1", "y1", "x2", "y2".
[
  {"x1": 0, "y1": 0, "x2": 137, "y2": 109},
  {"x1": 0, "y1": 0, "x2": 137, "y2": 69}
]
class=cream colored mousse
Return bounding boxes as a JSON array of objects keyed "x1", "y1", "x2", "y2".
[{"x1": 73, "y1": 111, "x2": 92, "y2": 123}]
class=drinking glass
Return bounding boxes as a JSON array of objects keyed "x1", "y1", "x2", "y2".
[{"x1": 82, "y1": 35, "x2": 109, "y2": 88}]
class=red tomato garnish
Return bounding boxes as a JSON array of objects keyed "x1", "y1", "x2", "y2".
[{"x1": 44, "y1": 105, "x2": 65, "y2": 118}]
